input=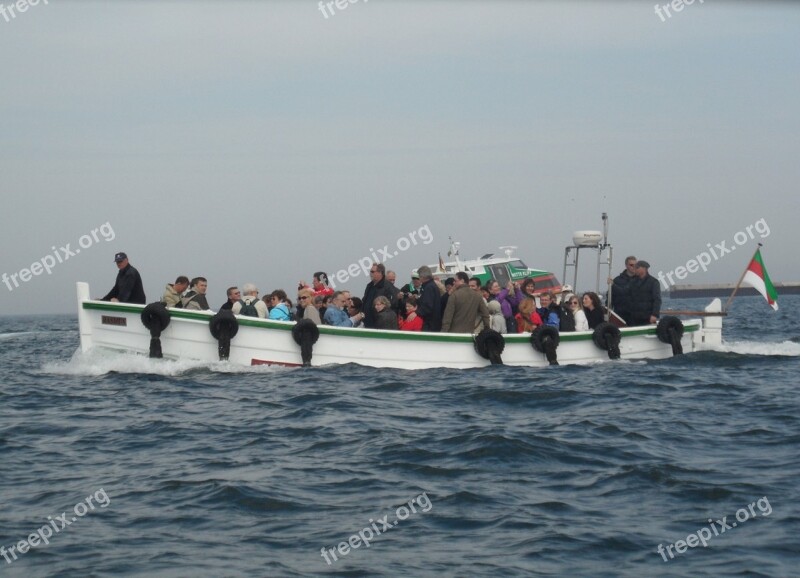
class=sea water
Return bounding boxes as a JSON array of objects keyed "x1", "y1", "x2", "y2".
[{"x1": 1, "y1": 297, "x2": 798, "y2": 577}]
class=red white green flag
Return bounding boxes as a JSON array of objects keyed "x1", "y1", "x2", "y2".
[{"x1": 742, "y1": 248, "x2": 778, "y2": 310}]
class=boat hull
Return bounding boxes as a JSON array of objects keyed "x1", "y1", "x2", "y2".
[{"x1": 77, "y1": 283, "x2": 719, "y2": 370}]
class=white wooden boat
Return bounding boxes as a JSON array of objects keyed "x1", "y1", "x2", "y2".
[{"x1": 76, "y1": 282, "x2": 723, "y2": 369}]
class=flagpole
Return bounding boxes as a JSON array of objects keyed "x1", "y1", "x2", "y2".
[{"x1": 724, "y1": 243, "x2": 762, "y2": 312}]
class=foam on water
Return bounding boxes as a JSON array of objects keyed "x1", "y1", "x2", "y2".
[
  {"x1": 710, "y1": 340, "x2": 800, "y2": 357},
  {"x1": 39, "y1": 348, "x2": 289, "y2": 377}
]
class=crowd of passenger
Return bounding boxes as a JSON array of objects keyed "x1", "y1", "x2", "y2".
[{"x1": 102, "y1": 252, "x2": 662, "y2": 334}]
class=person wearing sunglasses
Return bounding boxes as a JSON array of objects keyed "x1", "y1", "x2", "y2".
[
  {"x1": 565, "y1": 294, "x2": 589, "y2": 331},
  {"x1": 610, "y1": 255, "x2": 637, "y2": 325},
  {"x1": 297, "y1": 288, "x2": 321, "y2": 325}
]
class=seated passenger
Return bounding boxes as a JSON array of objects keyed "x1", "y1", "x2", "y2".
[
  {"x1": 488, "y1": 279, "x2": 522, "y2": 333},
  {"x1": 221, "y1": 287, "x2": 241, "y2": 311},
  {"x1": 557, "y1": 293, "x2": 576, "y2": 332},
  {"x1": 314, "y1": 295, "x2": 327, "y2": 320},
  {"x1": 487, "y1": 300, "x2": 507, "y2": 334},
  {"x1": 396, "y1": 271, "x2": 422, "y2": 316},
  {"x1": 516, "y1": 297, "x2": 543, "y2": 332},
  {"x1": 324, "y1": 291, "x2": 364, "y2": 327},
  {"x1": 519, "y1": 278, "x2": 537, "y2": 301},
  {"x1": 348, "y1": 297, "x2": 365, "y2": 328},
  {"x1": 232, "y1": 283, "x2": 268, "y2": 318},
  {"x1": 298, "y1": 272, "x2": 334, "y2": 298},
  {"x1": 398, "y1": 295, "x2": 423, "y2": 331},
  {"x1": 373, "y1": 295, "x2": 399, "y2": 330},
  {"x1": 295, "y1": 288, "x2": 311, "y2": 322},
  {"x1": 536, "y1": 292, "x2": 560, "y2": 328},
  {"x1": 564, "y1": 294, "x2": 589, "y2": 331},
  {"x1": 582, "y1": 292, "x2": 605, "y2": 329},
  {"x1": 182, "y1": 277, "x2": 211, "y2": 310},
  {"x1": 268, "y1": 290, "x2": 292, "y2": 321},
  {"x1": 162, "y1": 276, "x2": 189, "y2": 308}
]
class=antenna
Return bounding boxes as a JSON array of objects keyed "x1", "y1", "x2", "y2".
[{"x1": 499, "y1": 245, "x2": 517, "y2": 259}]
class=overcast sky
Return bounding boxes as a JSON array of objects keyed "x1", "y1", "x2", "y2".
[{"x1": 2, "y1": 0, "x2": 798, "y2": 315}]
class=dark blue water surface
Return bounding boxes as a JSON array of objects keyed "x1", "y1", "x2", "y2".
[{"x1": 1, "y1": 296, "x2": 799, "y2": 577}]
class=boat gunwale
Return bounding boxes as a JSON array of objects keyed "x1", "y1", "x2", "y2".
[{"x1": 82, "y1": 300, "x2": 701, "y2": 344}]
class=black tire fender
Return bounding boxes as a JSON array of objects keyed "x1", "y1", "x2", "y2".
[
  {"x1": 656, "y1": 316, "x2": 684, "y2": 344},
  {"x1": 531, "y1": 326, "x2": 560, "y2": 366},
  {"x1": 656, "y1": 316, "x2": 684, "y2": 355},
  {"x1": 530, "y1": 326, "x2": 560, "y2": 353},
  {"x1": 292, "y1": 319, "x2": 320, "y2": 346},
  {"x1": 209, "y1": 310, "x2": 239, "y2": 361},
  {"x1": 141, "y1": 302, "x2": 170, "y2": 335},
  {"x1": 292, "y1": 319, "x2": 320, "y2": 367},
  {"x1": 141, "y1": 302, "x2": 170, "y2": 359},
  {"x1": 592, "y1": 322, "x2": 621, "y2": 360},
  {"x1": 210, "y1": 310, "x2": 239, "y2": 340},
  {"x1": 474, "y1": 329, "x2": 505, "y2": 365}
]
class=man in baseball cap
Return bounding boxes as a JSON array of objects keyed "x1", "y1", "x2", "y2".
[
  {"x1": 102, "y1": 252, "x2": 146, "y2": 304},
  {"x1": 628, "y1": 260, "x2": 660, "y2": 325}
]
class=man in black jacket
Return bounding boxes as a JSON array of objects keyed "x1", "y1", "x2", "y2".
[
  {"x1": 628, "y1": 260, "x2": 661, "y2": 326},
  {"x1": 415, "y1": 266, "x2": 442, "y2": 332},
  {"x1": 610, "y1": 255, "x2": 637, "y2": 324},
  {"x1": 102, "y1": 252, "x2": 146, "y2": 304},
  {"x1": 362, "y1": 263, "x2": 399, "y2": 329}
]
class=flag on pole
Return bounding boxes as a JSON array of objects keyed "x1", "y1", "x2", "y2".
[
  {"x1": 438, "y1": 253, "x2": 446, "y2": 272},
  {"x1": 742, "y1": 248, "x2": 778, "y2": 310}
]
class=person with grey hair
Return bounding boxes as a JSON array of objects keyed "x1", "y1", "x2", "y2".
[
  {"x1": 373, "y1": 295, "x2": 399, "y2": 330},
  {"x1": 324, "y1": 291, "x2": 365, "y2": 327},
  {"x1": 232, "y1": 283, "x2": 268, "y2": 318},
  {"x1": 415, "y1": 265, "x2": 443, "y2": 331}
]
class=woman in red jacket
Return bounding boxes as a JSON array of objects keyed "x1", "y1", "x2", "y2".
[{"x1": 399, "y1": 295, "x2": 424, "y2": 331}]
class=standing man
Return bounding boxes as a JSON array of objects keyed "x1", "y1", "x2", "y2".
[
  {"x1": 442, "y1": 272, "x2": 490, "y2": 333},
  {"x1": 386, "y1": 270, "x2": 397, "y2": 287},
  {"x1": 610, "y1": 255, "x2": 637, "y2": 324},
  {"x1": 415, "y1": 266, "x2": 443, "y2": 332},
  {"x1": 362, "y1": 263, "x2": 399, "y2": 329},
  {"x1": 102, "y1": 252, "x2": 146, "y2": 304},
  {"x1": 628, "y1": 260, "x2": 661, "y2": 326}
]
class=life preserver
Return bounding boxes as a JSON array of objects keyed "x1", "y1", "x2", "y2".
[
  {"x1": 292, "y1": 319, "x2": 320, "y2": 367},
  {"x1": 531, "y1": 326, "x2": 559, "y2": 365},
  {"x1": 656, "y1": 316, "x2": 684, "y2": 355},
  {"x1": 209, "y1": 310, "x2": 239, "y2": 360},
  {"x1": 474, "y1": 329, "x2": 505, "y2": 365},
  {"x1": 141, "y1": 302, "x2": 170, "y2": 358},
  {"x1": 592, "y1": 322, "x2": 621, "y2": 360}
]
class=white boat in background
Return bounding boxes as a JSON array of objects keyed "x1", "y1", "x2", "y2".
[{"x1": 76, "y1": 282, "x2": 723, "y2": 370}]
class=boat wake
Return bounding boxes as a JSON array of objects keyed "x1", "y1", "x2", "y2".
[
  {"x1": 40, "y1": 349, "x2": 290, "y2": 377},
  {"x1": 708, "y1": 340, "x2": 800, "y2": 357},
  {"x1": 0, "y1": 331, "x2": 42, "y2": 340}
]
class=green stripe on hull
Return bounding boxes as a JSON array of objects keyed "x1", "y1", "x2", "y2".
[{"x1": 82, "y1": 301, "x2": 698, "y2": 344}]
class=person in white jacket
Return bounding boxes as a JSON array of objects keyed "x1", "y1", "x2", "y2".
[{"x1": 565, "y1": 294, "x2": 589, "y2": 331}]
